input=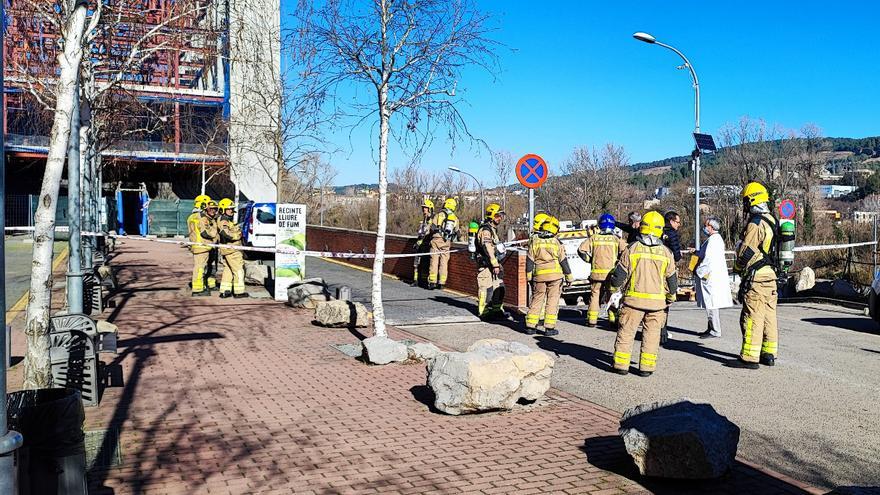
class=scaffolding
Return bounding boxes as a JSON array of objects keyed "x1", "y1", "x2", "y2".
[{"x1": 2, "y1": 0, "x2": 230, "y2": 165}]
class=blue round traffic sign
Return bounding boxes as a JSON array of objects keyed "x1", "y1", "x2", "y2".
[
  {"x1": 779, "y1": 199, "x2": 796, "y2": 219},
  {"x1": 516, "y1": 154, "x2": 548, "y2": 189}
]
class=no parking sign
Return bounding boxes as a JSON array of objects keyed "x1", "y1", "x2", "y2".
[{"x1": 516, "y1": 154, "x2": 548, "y2": 189}]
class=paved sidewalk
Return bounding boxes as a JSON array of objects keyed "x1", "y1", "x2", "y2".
[{"x1": 11, "y1": 239, "x2": 823, "y2": 494}]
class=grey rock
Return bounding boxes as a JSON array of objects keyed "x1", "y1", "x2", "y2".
[
  {"x1": 244, "y1": 262, "x2": 270, "y2": 286},
  {"x1": 407, "y1": 342, "x2": 441, "y2": 361},
  {"x1": 796, "y1": 267, "x2": 816, "y2": 292},
  {"x1": 314, "y1": 300, "x2": 370, "y2": 328},
  {"x1": 287, "y1": 278, "x2": 331, "y2": 309},
  {"x1": 619, "y1": 398, "x2": 740, "y2": 479},
  {"x1": 427, "y1": 338, "x2": 554, "y2": 415},
  {"x1": 362, "y1": 336, "x2": 408, "y2": 365}
]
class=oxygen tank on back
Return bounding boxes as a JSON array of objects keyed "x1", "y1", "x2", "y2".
[
  {"x1": 467, "y1": 221, "x2": 479, "y2": 258},
  {"x1": 778, "y1": 218, "x2": 795, "y2": 274}
]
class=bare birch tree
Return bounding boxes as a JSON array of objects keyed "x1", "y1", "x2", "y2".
[
  {"x1": 301, "y1": 0, "x2": 497, "y2": 336},
  {"x1": 21, "y1": 0, "x2": 89, "y2": 388}
]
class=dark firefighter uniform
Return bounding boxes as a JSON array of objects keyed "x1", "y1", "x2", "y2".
[
  {"x1": 525, "y1": 216, "x2": 573, "y2": 335},
  {"x1": 609, "y1": 211, "x2": 677, "y2": 376}
]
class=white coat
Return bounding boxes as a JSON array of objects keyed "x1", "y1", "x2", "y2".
[{"x1": 695, "y1": 232, "x2": 733, "y2": 310}]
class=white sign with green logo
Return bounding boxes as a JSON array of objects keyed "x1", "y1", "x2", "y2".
[{"x1": 275, "y1": 203, "x2": 307, "y2": 301}]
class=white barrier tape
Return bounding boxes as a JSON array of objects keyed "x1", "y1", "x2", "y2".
[{"x1": 4, "y1": 226, "x2": 529, "y2": 260}]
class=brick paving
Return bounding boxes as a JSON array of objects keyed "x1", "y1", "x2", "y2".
[{"x1": 11, "y1": 239, "x2": 825, "y2": 494}]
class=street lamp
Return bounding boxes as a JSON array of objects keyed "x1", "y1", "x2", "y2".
[
  {"x1": 448, "y1": 166, "x2": 485, "y2": 216},
  {"x1": 633, "y1": 31, "x2": 702, "y2": 249}
]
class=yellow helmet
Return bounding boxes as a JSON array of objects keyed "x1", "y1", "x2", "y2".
[
  {"x1": 742, "y1": 181, "x2": 769, "y2": 206},
  {"x1": 205, "y1": 200, "x2": 219, "y2": 210},
  {"x1": 541, "y1": 216, "x2": 560, "y2": 235},
  {"x1": 639, "y1": 210, "x2": 665, "y2": 238},
  {"x1": 218, "y1": 198, "x2": 235, "y2": 210},
  {"x1": 443, "y1": 198, "x2": 457, "y2": 211},
  {"x1": 485, "y1": 203, "x2": 504, "y2": 219},
  {"x1": 532, "y1": 212, "x2": 549, "y2": 231},
  {"x1": 194, "y1": 194, "x2": 211, "y2": 209},
  {"x1": 421, "y1": 198, "x2": 435, "y2": 210}
]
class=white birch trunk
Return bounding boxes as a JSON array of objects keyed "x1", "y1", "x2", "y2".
[
  {"x1": 372, "y1": 92, "x2": 390, "y2": 337},
  {"x1": 22, "y1": 1, "x2": 89, "y2": 389}
]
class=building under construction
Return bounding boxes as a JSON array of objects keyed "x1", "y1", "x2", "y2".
[{"x1": 2, "y1": 0, "x2": 279, "y2": 233}]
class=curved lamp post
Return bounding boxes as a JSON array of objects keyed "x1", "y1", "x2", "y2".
[
  {"x1": 633, "y1": 31, "x2": 702, "y2": 248},
  {"x1": 449, "y1": 166, "x2": 485, "y2": 216}
]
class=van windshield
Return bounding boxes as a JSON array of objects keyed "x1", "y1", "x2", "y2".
[{"x1": 256, "y1": 209, "x2": 276, "y2": 224}]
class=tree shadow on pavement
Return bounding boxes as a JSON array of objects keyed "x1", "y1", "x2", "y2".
[
  {"x1": 862, "y1": 348, "x2": 880, "y2": 355},
  {"x1": 581, "y1": 435, "x2": 816, "y2": 495},
  {"x1": 803, "y1": 317, "x2": 879, "y2": 334}
]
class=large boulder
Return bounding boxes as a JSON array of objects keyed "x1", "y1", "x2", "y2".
[
  {"x1": 619, "y1": 398, "x2": 740, "y2": 479},
  {"x1": 407, "y1": 342, "x2": 441, "y2": 362},
  {"x1": 362, "y1": 336, "x2": 408, "y2": 365},
  {"x1": 426, "y1": 339, "x2": 554, "y2": 415},
  {"x1": 314, "y1": 300, "x2": 370, "y2": 328},
  {"x1": 796, "y1": 267, "x2": 816, "y2": 292},
  {"x1": 287, "y1": 278, "x2": 331, "y2": 309},
  {"x1": 244, "y1": 261, "x2": 270, "y2": 286}
]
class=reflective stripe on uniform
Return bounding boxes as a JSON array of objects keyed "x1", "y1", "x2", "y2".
[
  {"x1": 591, "y1": 268, "x2": 611, "y2": 275},
  {"x1": 544, "y1": 314, "x2": 558, "y2": 326},
  {"x1": 535, "y1": 264, "x2": 562, "y2": 276},
  {"x1": 761, "y1": 341, "x2": 778, "y2": 355},
  {"x1": 640, "y1": 352, "x2": 657, "y2": 367},
  {"x1": 587, "y1": 310, "x2": 599, "y2": 321},
  {"x1": 741, "y1": 318, "x2": 760, "y2": 357},
  {"x1": 613, "y1": 351, "x2": 631, "y2": 366},
  {"x1": 625, "y1": 251, "x2": 669, "y2": 300}
]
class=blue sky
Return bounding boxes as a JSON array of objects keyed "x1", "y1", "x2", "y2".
[{"x1": 283, "y1": 0, "x2": 880, "y2": 186}]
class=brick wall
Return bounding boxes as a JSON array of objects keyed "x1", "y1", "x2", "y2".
[{"x1": 306, "y1": 225, "x2": 527, "y2": 308}]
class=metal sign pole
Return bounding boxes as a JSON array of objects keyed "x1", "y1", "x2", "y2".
[{"x1": 1, "y1": 0, "x2": 25, "y2": 483}]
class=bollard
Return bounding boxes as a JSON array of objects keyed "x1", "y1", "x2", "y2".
[{"x1": 336, "y1": 286, "x2": 351, "y2": 301}]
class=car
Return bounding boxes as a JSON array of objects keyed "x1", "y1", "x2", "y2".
[{"x1": 240, "y1": 202, "x2": 277, "y2": 257}]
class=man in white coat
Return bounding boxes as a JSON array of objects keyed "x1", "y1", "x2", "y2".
[{"x1": 695, "y1": 217, "x2": 733, "y2": 338}]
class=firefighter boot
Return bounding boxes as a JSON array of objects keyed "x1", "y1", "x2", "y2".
[
  {"x1": 219, "y1": 291, "x2": 233, "y2": 299},
  {"x1": 760, "y1": 353, "x2": 776, "y2": 366}
]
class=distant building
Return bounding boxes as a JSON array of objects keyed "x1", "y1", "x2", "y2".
[
  {"x1": 815, "y1": 185, "x2": 857, "y2": 199},
  {"x1": 853, "y1": 211, "x2": 880, "y2": 224}
]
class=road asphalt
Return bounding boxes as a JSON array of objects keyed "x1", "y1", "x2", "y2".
[
  {"x1": 310, "y1": 256, "x2": 880, "y2": 491},
  {"x1": 4, "y1": 236, "x2": 67, "y2": 312}
]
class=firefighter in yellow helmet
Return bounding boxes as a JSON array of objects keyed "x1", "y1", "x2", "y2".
[
  {"x1": 578, "y1": 213, "x2": 627, "y2": 327},
  {"x1": 187, "y1": 194, "x2": 211, "y2": 239},
  {"x1": 427, "y1": 198, "x2": 459, "y2": 289},
  {"x1": 190, "y1": 199, "x2": 219, "y2": 296},
  {"x1": 412, "y1": 198, "x2": 435, "y2": 287},
  {"x1": 730, "y1": 181, "x2": 778, "y2": 369},
  {"x1": 607, "y1": 211, "x2": 677, "y2": 376},
  {"x1": 525, "y1": 216, "x2": 573, "y2": 335},
  {"x1": 217, "y1": 198, "x2": 248, "y2": 298},
  {"x1": 529, "y1": 212, "x2": 551, "y2": 323},
  {"x1": 475, "y1": 203, "x2": 510, "y2": 320}
]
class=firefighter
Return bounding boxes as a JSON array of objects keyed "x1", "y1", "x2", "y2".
[
  {"x1": 412, "y1": 198, "x2": 435, "y2": 287},
  {"x1": 578, "y1": 213, "x2": 627, "y2": 327},
  {"x1": 187, "y1": 194, "x2": 211, "y2": 238},
  {"x1": 525, "y1": 216, "x2": 573, "y2": 336},
  {"x1": 190, "y1": 200, "x2": 219, "y2": 296},
  {"x1": 217, "y1": 198, "x2": 248, "y2": 299},
  {"x1": 607, "y1": 211, "x2": 677, "y2": 377},
  {"x1": 427, "y1": 198, "x2": 459, "y2": 289},
  {"x1": 730, "y1": 181, "x2": 779, "y2": 369},
  {"x1": 475, "y1": 203, "x2": 509, "y2": 320}
]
